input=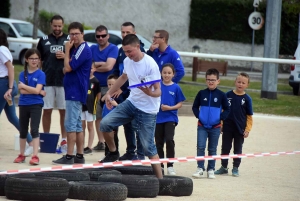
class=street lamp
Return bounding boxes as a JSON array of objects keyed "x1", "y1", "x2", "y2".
[{"x1": 192, "y1": 45, "x2": 200, "y2": 81}]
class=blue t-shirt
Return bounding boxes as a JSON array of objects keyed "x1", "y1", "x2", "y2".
[
  {"x1": 156, "y1": 82, "x2": 186, "y2": 124},
  {"x1": 63, "y1": 42, "x2": 92, "y2": 104},
  {"x1": 90, "y1": 43, "x2": 118, "y2": 87},
  {"x1": 18, "y1": 69, "x2": 45, "y2": 106}
]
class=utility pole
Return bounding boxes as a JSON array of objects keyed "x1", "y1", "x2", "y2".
[{"x1": 261, "y1": 0, "x2": 282, "y2": 99}]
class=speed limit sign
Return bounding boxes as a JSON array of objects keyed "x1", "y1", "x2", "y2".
[{"x1": 248, "y1": 11, "x2": 264, "y2": 30}]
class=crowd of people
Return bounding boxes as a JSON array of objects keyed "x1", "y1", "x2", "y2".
[{"x1": 0, "y1": 14, "x2": 253, "y2": 179}]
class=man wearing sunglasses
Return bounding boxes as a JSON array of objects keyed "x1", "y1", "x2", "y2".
[
  {"x1": 90, "y1": 25, "x2": 118, "y2": 152},
  {"x1": 147, "y1": 30, "x2": 185, "y2": 83}
]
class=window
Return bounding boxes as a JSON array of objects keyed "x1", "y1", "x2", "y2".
[{"x1": 108, "y1": 34, "x2": 122, "y2": 46}]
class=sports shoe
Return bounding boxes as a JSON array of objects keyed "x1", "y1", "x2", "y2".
[
  {"x1": 93, "y1": 142, "x2": 105, "y2": 151},
  {"x1": 24, "y1": 146, "x2": 33, "y2": 157},
  {"x1": 119, "y1": 152, "x2": 136, "y2": 161},
  {"x1": 192, "y1": 167, "x2": 204, "y2": 178},
  {"x1": 52, "y1": 155, "x2": 74, "y2": 164},
  {"x1": 214, "y1": 166, "x2": 229, "y2": 175},
  {"x1": 83, "y1": 147, "x2": 92, "y2": 154},
  {"x1": 99, "y1": 152, "x2": 120, "y2": 163},
  {"x1": 207, "y1": 170, "x2": 216, "y2": 179},
  {"x1": 14, "y1": 154, "x2": 25, "y2": 163},
  {"x1": 74, "y1": 156, "x2": 85, "y2": 164},
  {"x1": 29, "y1": 155, "x2": 39, "y2": 165},
  {"x1": 232, "y1": 167, "x2": 239, "y2": 177},
  {"x1": 167, "y1": 167, "x2": 176, "y2": 175}
]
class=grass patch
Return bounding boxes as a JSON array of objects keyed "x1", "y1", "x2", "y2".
[
  {"x1": 14, "y1": 64, "x2": 24, "y2": 83},
  {"x1": 179, "y1": 83, "x2": 300, "y2": 117}
]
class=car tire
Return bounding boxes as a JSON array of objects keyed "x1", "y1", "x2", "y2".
[
  {"x1": 111, "y1": 165, "x2": 164, "y2": 175},
  {"x1": 68, "y1": 181, "x2": 127, "y2": 201},
  {"x1": 5, "y1": 177, "x2": 69, "y2": 201},
  {"x1": 19, "y1": 50, "x2": 27, "y2": 66},
  {"x1": 0, "y1": 173, "x2": 35, "y2": 196},
  {"x1": 34, "y1": 171, "x2": 90, "y2": 181},
  {"x1": 158, "y1": 175, "x2": 193, "y2": 196},
  {"x1": 292, "y1": 85, "x2": 299, "y2": 95}
]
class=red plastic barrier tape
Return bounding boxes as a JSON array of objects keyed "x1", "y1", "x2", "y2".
[{"x1": 1, "y1": 151, "x2": 299, "y2": 175}]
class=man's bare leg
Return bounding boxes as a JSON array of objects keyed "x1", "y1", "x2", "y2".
[
  {"x1": 42, "y1": 109, "x2": 52, "y2": 133},
  {"x1": 87, "y1": 121, "x2": 95, "y2": 149},
  {"x1": 66, "y1": 132, "x2": 76, "y2": 155},
  {"x1": 102, "y1": 131, "x2": 116, "y2": 151},
  {"x1": 149, "y1": 154, "x2": 163, "y2": 179}
]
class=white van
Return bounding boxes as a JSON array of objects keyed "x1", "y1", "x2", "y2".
[
  {"x1": 289, "y1": 43, "x2": 300, "y2": 95},
  {"x1": 0, "y1": 17, "x2": 45, "y2": 65}
]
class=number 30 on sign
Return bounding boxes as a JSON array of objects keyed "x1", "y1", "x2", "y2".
[{"x1": 248, "y1": 11, "x2": 264, "y2": 30}]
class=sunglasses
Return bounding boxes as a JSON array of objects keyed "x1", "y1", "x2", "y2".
[{"x1": 96, "y1": 34, "x2": 108, "y2": 39}]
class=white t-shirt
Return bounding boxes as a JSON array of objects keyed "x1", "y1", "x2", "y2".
[
  {"x1": 0, "y1": 46, "x2": 12, "y2": 77},
  {"x1": 124, "y1": 53, "x2": 161, "y2": 114}
]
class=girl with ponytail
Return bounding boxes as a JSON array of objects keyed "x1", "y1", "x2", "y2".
[{"x1": 14, "y1": 48, "x2": 46, "y2": 165}]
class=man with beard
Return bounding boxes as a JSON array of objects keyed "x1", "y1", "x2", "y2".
[{"x1": 37, "y1": 15, "x2": 69, "y2": 153}]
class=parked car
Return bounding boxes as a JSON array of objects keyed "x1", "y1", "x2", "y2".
[
  {"x1": 83, "y1": 29, "x2": 151, "y2": 50},
  {"x1": 0, "y1": 17, "x2": 45, "y2": 65},
  {"x1": 289, "y1": 43, "x2": 300, "y2": 95}
]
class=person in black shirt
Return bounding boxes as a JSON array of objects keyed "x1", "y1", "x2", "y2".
[
  {"x1": 37, "y1": 15, "x2": 69, "y2": 153},
  {"x1": 82, "y1": 66, "x2": 101, "y2": 154}
]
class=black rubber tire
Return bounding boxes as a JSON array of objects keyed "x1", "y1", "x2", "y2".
[
  {"x1": 68, "y1": 181, "x2": 127, "y2": 201},
  {"x1": 0, "y1": 173, "x2": 35, "y2": 196},
  {"x1": 292, "y1": 86, "x2": 299, "y2": 95},
  {"x1": 89, "y1": 170, "x2": 121, "y2": 181},
  {"x1": 34, "y1": 171, "x2": 90, "y2": 181},
  {"x1": 5, "y1": 176, "x2": 69, "y2": 201},
  {"x1": 97, "y1": 174, "x2": 159, "y2": 198},
  {"x1": 122, "y1": 175, "x2": 159, "y2": 198},
  {"x1": 97, "y1": 174, "x2": 123, "y2": 183},
  {"x1": 111, "y1": 165, "x2": 163, "y2": 175},
  {"x1": 158, "y1": 175, "x2": 193, "y2": 196}
]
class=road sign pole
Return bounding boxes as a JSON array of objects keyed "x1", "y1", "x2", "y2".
[
  {"x1": 260, "y1": 0, "x2": 282, "y2": 99},
  {"x1": 250, "y1": 7, "x2": 257, "y2": 72}
]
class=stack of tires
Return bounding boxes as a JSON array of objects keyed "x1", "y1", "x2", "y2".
[{"x1": 1, "y1": 165, "x2": 193, "y2": 200}]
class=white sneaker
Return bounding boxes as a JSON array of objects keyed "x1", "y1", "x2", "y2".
[
  {"x1": 192, "y1": 167, "x2": 204, "y2": 178},
  {"x1": 167, "y1": 167, "x2": 176, "y2": 175},
  {"x1": 24, "y1": 146, "x2": 33, "y2": 157},
  {"x1": 207, "y1": 170, "x2": 216, "y2": 179}
]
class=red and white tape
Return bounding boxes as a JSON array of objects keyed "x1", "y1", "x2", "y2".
[{"x1": 1, "y1": 150, "x2": 299, "y2": 175}]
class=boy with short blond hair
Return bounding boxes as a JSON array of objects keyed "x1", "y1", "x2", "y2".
[
  {"x1": 192, "y1": 68, "x2": 230, "y2": 179},
  {"x1": 215, "y1": 72, "x2": 253, "y2": 177}
]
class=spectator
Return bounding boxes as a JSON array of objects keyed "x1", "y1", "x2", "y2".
[
  {"x1": 90, "y1": 25, "x2": 118, "y2": 152},
  {"x1": 37, "y1": 15, "x2": 69, "y2": 154},
  {"x1": 13, "y1": 48, "x2": 46, "y2": 165},
  {"x1": 52, "y1": 22, "x2": 92, "y2": 164},
  {"x1": 0, "y1": 28, "x2": 33, "y2": 156},
  {"x1": 147, "y1": 29, "x2": 185, "y2": 83}
]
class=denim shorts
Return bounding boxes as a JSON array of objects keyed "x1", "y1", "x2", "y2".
[
  {"x1": 64, "y1": 100, "x2": 82, "y2": 132},
  {"x1": 100, "y1": 100, "x2": 158, "y2": 157}
]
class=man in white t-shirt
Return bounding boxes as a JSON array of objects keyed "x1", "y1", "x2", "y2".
[{"x1": 99, "y1": 34, "x2": 163, "y2": 178}]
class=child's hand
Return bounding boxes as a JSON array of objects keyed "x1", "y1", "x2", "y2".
[
  {"x1": 110, "y1": 99, "x2": 118, "y2": 107},
  {"x1": 18, "y1": 81, "x2": 25, "y2": 89},
  {"x1": 112, "y1": 89, "x2": 122, "y2": 98},
  {"x1": 40, "y1": 90, "x2": 46, "y2": 97},
  {"x1": 161, "y1": 104, "x2": 171, "y2": 111},
  {"x1": 243, "y1": 131, "x2": 249, "y2": 138},
  {"x1": 138, "y1": 84, "x2": 153, "y2": 95},
  {"x1": 105, "y1": 94, "x2": 113, "y2": 110}
]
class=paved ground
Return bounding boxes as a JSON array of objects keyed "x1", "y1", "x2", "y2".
[{"x1": 0, "y1": 108, "x2": 299, "y2": 201}]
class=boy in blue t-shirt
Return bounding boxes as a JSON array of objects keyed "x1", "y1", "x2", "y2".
[
  {"x1": 215, "y1": 72, "x2": 253, "y2": 177},
  {"x1": 155, "y1": 63, "x2": 185, "y2": 176},
  {"x1": 192, "y1": 68, "x2": 230, "y2": 179},
  {"x1": 100, "y1": 74, "x2": 123, "y2": 156}
]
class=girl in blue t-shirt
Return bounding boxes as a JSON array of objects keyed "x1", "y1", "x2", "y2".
[
  {"x1": 13, "y1": 48, "x2": 46, "y2": 166},
  {"x1": 155, "y1": 63, "x2": 186, "y2": 175}
]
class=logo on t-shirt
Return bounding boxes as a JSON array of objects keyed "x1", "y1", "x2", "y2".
[
  {"x1": 169, "y1": 91, "x2": 174, "y2": 95},
  {"x1": 214, "y1": 97, "x2": 218, "y2": 102},
  {"x1": 50, "y1": 45, "x2": 64, "y2": 53},
  {"x1": 45, "y1": 41, "x2": 51, "y2": 45},
  {"x1": 241, "y1": 98, "x2": 245, "y2": 105}
]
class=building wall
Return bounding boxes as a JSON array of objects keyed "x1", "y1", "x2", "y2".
[{"x1": 10, "y1": 0, "x2": 264, "y2": 69}]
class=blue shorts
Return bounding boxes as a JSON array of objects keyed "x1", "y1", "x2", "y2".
[
  {"x1": 64, "y1": 100, "x2": 82, "y2": 133},
  {"x1": 100, "y1": 100, "x2": 158, "y2": 157}
]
